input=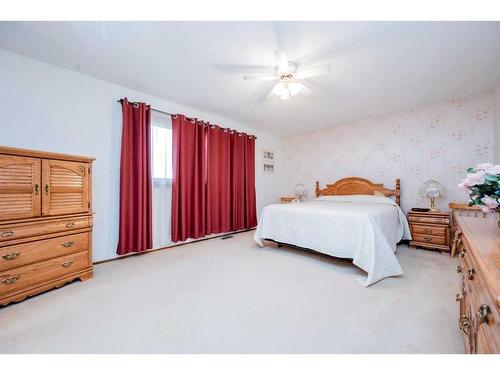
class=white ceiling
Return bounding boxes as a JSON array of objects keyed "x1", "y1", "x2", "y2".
[{"x1": 1, "y1": 21, "x2": 500, "y2": 137}]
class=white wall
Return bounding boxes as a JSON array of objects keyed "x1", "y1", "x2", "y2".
[
  {"x1": 494, "y1": 78, "x2": 500, "y2": 164},
  {"x1": 282, "y1": 93, "x2": 494, "y2": 212},
  {"x1": 0, "y1": 48, "x2": 283, "y2": 262}
]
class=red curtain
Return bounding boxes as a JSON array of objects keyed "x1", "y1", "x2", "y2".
[
  {"x1": 117, "y1": 98, "x2": 153, "y2": 255},
  {"x1": 206, "y1": 125, "x2": 231, "y2": 234},
  {"x1": 171, "y1": 115, "x2": 208, "y2": 242},
  {"x1": 171, "y1": 116, "x2": 257, "y2": 242},
  {"x1": 243, "y1": 135, "x2": 257, "y2": 228}
]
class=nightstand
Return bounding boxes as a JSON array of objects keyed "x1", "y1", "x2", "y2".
[
  {"x1": 408, "y1": 210, "x2": 451, "y2": 253},
  {"x1": 281, "y1": 196, "x2": 300, "y2": 204}
]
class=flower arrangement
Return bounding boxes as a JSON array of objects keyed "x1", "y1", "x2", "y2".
[{"x1": 459, "y1": 163, "x2": 500, "y2": 213}]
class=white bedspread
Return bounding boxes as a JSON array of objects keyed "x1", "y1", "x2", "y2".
[{"x1": 253, "y1": 195, "x2": 411, "y2": 286}]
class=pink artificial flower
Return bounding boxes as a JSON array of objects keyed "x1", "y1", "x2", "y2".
[
  {"x1": 480, "y1": 195, "x2": 498, "y2": 212},
  {"x1": 475, "y1": 163, "x2": 500, "y2": 174},
  {"x1": 463, "y1": 170, "x2": 487, "y2": 187}
]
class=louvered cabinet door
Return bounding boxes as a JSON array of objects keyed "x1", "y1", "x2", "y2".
[
  {"x1": 42, "y1": 159, "x2": 90, "y2": 216},
  {"x1": 0, "y1": 155, "x2": 41, "y2": 220}
]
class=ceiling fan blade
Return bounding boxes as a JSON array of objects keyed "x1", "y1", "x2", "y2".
[
  {"x1": 297, "y1": 82, "x2": 313, "y2": 96},
  {"x1": 243, "y1": 74, "x2": 278, "y2": 81},
  {"x1": 295, "y1": 63, "x2": 331, "y2": 79},
  {"x1": 274, "y1": 50, "x2": 289, "y2": 73}
]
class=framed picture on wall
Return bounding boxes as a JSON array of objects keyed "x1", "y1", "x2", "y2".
[
  {"x1": 263, "y1": 149, "x2": 274, "y2": 161},
  {"x1": 263, "y1": 149, "x2": 275, "y2": 174},
  {"x1": 263, "y1": 163, "x2": 274, "y2": 174}
]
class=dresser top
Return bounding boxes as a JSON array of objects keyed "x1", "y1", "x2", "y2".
[
  {"x1": 458, "y1": 216, "x2": 500, "y2": 306},
  {"x1": 0, "y1": 146, "x2": 95, "y2": 163}
]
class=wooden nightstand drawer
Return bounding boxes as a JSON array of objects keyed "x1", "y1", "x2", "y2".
[
  {"x1": 411, "y1": 224, "x2": 447, "y2": 236},
  {"x1": 412, "y1": 233, "x2": 447, "y2": 246},
  {"x1": 408, "y1": 215, "x2": 450, "y2": 225}
]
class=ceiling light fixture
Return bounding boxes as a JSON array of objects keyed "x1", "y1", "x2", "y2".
[{"x1": 242, "y1": 50, "x2": 331, "y2": 101}]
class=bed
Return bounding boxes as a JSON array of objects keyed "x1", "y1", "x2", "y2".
[{"x1": 253, "y1": 177, "x2": 411, "y2": 286}]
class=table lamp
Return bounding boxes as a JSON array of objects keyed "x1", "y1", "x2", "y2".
[
  {"x1": 295, "y1": 183, "x2": 305, "y2": 201},
  {"x1": 419, "y1": 179, "x2": 444, "y2": 211}
]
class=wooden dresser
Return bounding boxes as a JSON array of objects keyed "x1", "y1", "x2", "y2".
[
  {"x1": 408, "y1": 210, "x2": 451, "y2": 253},
  {"x1": 0, "y1": 146, "x2": 94, "y2": 306},
  {"x1": 455, "y1": 216, "x2": 500, "y2": 353}
]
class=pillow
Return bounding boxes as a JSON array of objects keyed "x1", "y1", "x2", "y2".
[{"x1": 314, "y1": 194, "x2": 397, "y2": 206}]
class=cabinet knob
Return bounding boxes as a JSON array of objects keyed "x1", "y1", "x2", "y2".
[
  {"x1": 467, "y1": 269, "x2": 475, "y2": 280},
  {"x1": 477, "y1": 304, "x2": 491, "y2": 324}
]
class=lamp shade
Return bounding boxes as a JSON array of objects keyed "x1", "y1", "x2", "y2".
[
  {"x1": 419, "y1": 179, "x2": 444, "y2": 199},
  {"x1": 295, "y1": 183, "x2": 305, "y2": 197}
]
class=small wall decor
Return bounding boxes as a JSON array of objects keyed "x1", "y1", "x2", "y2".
[{"x1": 263, "y1": 149, "x2": 275, "y2": 174}]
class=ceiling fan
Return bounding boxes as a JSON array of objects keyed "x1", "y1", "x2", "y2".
[{"x1": 243, "y1": 51, "x2": 330, "y2": 100}]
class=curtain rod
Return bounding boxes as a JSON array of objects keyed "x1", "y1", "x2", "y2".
[{"x1": 117, "y1": 99, "x2": 257, "y2": 139}]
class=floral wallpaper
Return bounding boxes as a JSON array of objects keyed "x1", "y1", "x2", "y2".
[{"x1": 282, "y1": 92, "x2": 494, "y2": 212}]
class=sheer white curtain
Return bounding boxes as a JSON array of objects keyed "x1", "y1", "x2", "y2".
[{"x1": 151, "y1": 110, "x2": 173, "y2": 248}]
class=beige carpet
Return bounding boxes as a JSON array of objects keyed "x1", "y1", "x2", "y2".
[{"x1": 0, "y1": 230, "x2": 462, "y2": 353}]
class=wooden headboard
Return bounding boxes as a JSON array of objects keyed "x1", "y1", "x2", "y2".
[{"x1": 315, "y1": 177, "x2": 401, "y2": 206}]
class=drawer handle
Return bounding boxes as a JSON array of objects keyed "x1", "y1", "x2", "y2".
[
  {"x1": 424, "y1": 228, "x2": 432, "y2": 234},
  {"x1": 62, "y1": 260, "x2": 74, "y2": 268},
  {"x1": 477, "y1": 304, "x2": 491, "y2": 324},
  {"x1": 1, "y1": 275, "x2": 20, "y2": 285},
  {"x1": 45, "y1": 184, "x2": 49, "y2": 195},
  {"x1": 424, "y1": 236, "x2": 433, "y2": 241},
  {"x1": 457, "y1": 265, "x2": 462, "y2": 274},
  {"x1": 34, "y1": 183, "x2": 40, "y2": 195},
  {"x1": 61, "y1": 241, "x2": 74, "y2": 248},
  {"x1": 66, "y1": 223, "x2": 76, "y2": 229},
  {"x1": 455, "y1": 293, "x2": 462, "y2": 302},
  {"x1": 467, "y1": 269, "x2": 475, "y2": 280},
  {"x1": 2, "y1": 251, "x2": 21, "y2": 261},
  {"x1": 0, "y1": 230, "x2": 14, "y2": 239}
]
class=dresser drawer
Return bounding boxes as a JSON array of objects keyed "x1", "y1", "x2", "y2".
[
  {"x1": 0, "y1": 216, "x2": 91, "y2": 244},
  {"x1": 409, "y1": 215, "x2": 450, "y2": 225},
  {"x1": 412, "y1": 233, "x2": 447, "y2": 245},
  {"x1": 410, "y1": 224, "x2": 447, "y2": 236},
  {"x1": 0, "y1": 251, "x2": 89, "y2": 296},
  {"x1": 0, "y1": 232, "x2": 89, "y2": 271}
]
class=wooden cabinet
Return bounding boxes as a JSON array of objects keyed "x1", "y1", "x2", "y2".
[
  {"x1": 0, "y1": 155, "x2": 41, "y2": 220},
  {"x1": 0, "y1": 146, "x2": 94, "y2": 306},
  {"x1": 408, "y1": 210, "x2": 451, "y2": 252},
  {"x1": 42, "y1": 159, "x2": 91, "y2": 216},
  {"x1": 455, "y1": 216, "x2": 500, "y2": 354}
]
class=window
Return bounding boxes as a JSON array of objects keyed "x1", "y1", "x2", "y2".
[{"x1": 151, "y1": 110, "x2": 173, "y2": 185}]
